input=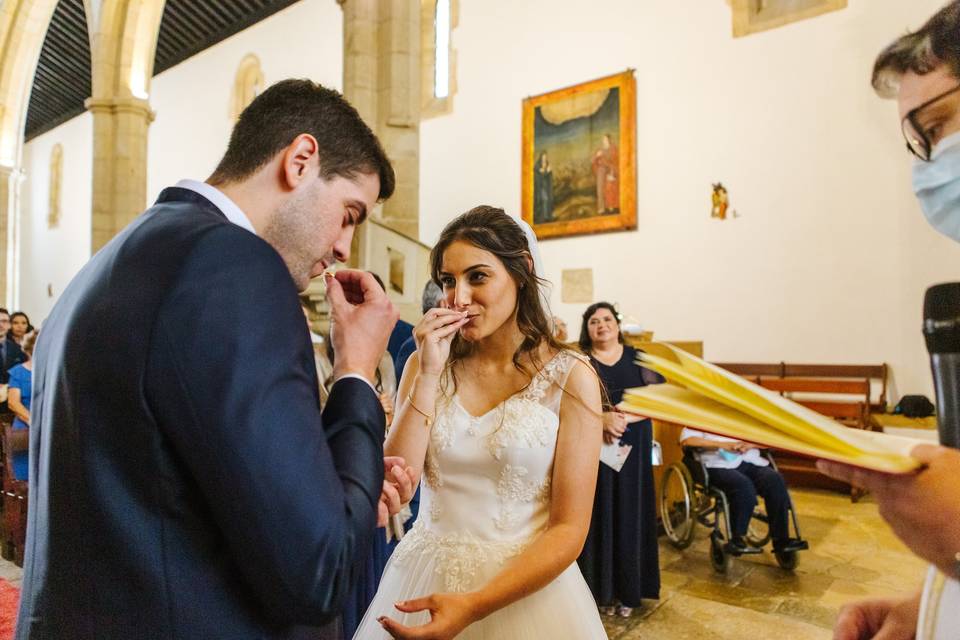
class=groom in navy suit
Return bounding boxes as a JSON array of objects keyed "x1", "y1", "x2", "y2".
[{"x1": 16, "y1": 80, "x2": 411, "y2": 639}]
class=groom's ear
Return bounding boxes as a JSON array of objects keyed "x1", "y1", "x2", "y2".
[{"x1": 280, "y1": 133, "x2": 320, "y2": 191}]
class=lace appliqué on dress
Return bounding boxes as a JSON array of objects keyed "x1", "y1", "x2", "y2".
[
  {"x1": 484, "y1": 352, "x2": 577, "y2": 459},
  {"x1": 431, "y1": 401, "x2": 456, "y2": 453},
  {"x1": 494, "y1": 464, "x2": 551, "y2": 531},
  {"x1": 486, "y1": 399, "x2": 554, "y2": 460},
  {"x1": 392, "y1": 522, "x2": 528, "y2": 593}
]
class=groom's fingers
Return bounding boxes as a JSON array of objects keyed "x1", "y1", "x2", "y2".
[{"x1": 377, "y1": 498, "x2": 389, "y2": 528}]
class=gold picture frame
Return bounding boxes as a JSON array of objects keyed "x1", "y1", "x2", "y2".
[
  {"x1": 732, "y1": 0, "x2": 847, "y2": 37},
  {"x1": 522, "y1": 70, "x2": 636, "y2": 240}
]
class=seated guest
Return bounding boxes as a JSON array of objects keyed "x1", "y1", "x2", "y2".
[
  {"x1": 394, "y1": 280, "x2": 444, "y2": 378},
  {"x1": 0, "y1": 308, "x2": 25, "y2": 389},
  {"x1": 577, "y1": 301, "x2": 663, "y2": 618},
  {"x1": 679, "y1": 428, "x2": 803, "y2": 553},
  {"x1": 7, "y1": 332, "x2": 36, "y2": 481},
  {"x1": 7, "y1": 312, "x2": 32, "y2": 347}
]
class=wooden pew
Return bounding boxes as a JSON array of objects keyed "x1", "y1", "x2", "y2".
[
  {"x1": 1, "y1": 416, "x2": 28, "y2": 566},
  {"x1": 713, "y1": 362, "x2": 888, "y2": 500}
]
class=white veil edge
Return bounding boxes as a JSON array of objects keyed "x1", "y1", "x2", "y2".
[{"x1": 514, "y1": 217, "x2": 554, "y2": 327}]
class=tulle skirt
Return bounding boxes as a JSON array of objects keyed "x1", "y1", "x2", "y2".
[{"x1": 352, "y1": 527, "x2": 607, "y2": 639}]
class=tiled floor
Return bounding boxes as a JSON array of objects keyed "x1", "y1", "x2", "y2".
[
  {"x1": 0, "y1": 552, "x2": 21, "y2": 588},
  {"x1": 0, "y1": 488, "x2": 926, "y2": 638},
  {"x1": 602, "y1": 488, "x2": 928, "y2": 639}
]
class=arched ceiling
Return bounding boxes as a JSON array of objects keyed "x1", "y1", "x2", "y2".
[{"x1": 25, "y1": 0, "x2": 301, "y2": 141}]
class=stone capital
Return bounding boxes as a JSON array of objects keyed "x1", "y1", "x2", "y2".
[
  {"x1": 84, "y1": 96, "x2": 156, "y2": 123},
  {"x1": 0, "y1": 164, "x2": 24, "y2": 182}
]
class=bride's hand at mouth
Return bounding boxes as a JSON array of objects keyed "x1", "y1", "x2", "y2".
[
  {"x1": 377, "y1": 592, "x2": 477, "y2": 640},
  {"x1": 413, "y1": 306, "x2": 470, "y2": 376}
]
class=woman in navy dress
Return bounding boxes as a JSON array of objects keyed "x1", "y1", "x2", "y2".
[{"x1": 576, "y1": 302, "x2": 662, "y2": 618}]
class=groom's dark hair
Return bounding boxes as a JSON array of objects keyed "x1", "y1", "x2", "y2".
[{"x1": 208, "y1": 79, "x2": 395, "y2": 201}]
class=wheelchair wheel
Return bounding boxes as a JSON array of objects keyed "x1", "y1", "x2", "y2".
[
  {"x1": 745, "y1": 511, "x2": 771, "y2": 549},
  {"x1": 774, "y1": 549, "x2": 799, "y2": 571},
  {"x1": 709, "y1": 533, "x2": 732, "y2": 574},
  {"x1": 660, "y1": 462, "x2": 696, "y2": 549}
]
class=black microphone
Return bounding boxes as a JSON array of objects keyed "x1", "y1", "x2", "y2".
[{"x1": 923, "y1": 282, "x2": 960, "y2": 449}]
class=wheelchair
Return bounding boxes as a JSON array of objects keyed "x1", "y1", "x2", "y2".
[{"x1": 659, "y1": 446, "x2": 808, "y2": 573}]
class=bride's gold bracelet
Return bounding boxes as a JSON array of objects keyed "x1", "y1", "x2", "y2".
[{"x1": 406, "y1": 392, "x2": 434, "y2": 428}]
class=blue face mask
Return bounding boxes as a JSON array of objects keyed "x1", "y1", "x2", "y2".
[{"x1": 913, "y1": 130, "x2": 960, "y2": 242}]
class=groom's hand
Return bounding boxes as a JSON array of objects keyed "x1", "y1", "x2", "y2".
[
  {"x1": 325, "y1": 270, "x2": 398, "y2": 383},
  {"x1": 377, "y1": 456, "x2": 416, "y2": 528}
]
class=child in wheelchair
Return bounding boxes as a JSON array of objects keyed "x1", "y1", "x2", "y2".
[{"x1": 679, "y1": 428, "x2": 807, "y2": 556}]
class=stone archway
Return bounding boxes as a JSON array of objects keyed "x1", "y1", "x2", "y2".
[
  {"x1": 86, "y1": 0, "x2": 166, "y2": 252},
  {"x1": 0, "y1": 0, "x2": 60, "y2": 305}
]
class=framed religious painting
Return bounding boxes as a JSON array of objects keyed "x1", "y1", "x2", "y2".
[
  {"x1": 731, "y1": 0, "x2": 847, "y2": 37},
  {"x1": 521, "y1": 70, "x2": 636, "y2": 240}
]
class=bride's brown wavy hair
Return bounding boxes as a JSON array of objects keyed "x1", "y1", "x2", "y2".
[{"x1": 430, "y1": 205, "x2": 564, "y2": 391}]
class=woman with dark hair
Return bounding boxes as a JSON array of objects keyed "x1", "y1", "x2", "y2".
[
  {"x1": 576, "y1": 301, "x2": 662, "y2": 618},
  {"x1": 7, "y1": 331, "x2": 37, "y2": 481},
  {"x1": 354, "y1": 206, "x2": 606, "y2": 639},
  {"x1": 7, "y1": 312, "x2": 31, "y2": 347}
]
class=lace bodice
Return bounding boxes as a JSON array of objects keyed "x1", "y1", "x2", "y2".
[{"x1": 394, "y1": 350, "x2": 588, "y2": 592}]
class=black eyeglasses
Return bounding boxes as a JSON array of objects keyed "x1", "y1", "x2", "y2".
[{"x1": 902, "y1": 83, "x2": 960, "y2": 161}]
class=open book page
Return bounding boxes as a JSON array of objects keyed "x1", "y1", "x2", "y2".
[{"x1": 618, "y1": 344, "x2": 922, "y2": 474}]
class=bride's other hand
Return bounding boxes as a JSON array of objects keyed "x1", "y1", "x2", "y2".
[
  {"x1": 377, "y1": 593, "x2": 476, "y2": 640},
  {"x1": 377, "y1": 457, "x2": 416, "y2": 528},
  {"x1": 413, "y1": 307, "x2": 469, "y2": 376}
]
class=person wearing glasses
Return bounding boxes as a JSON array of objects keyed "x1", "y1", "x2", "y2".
[{"x1": 818, "y1": 3, "x2": 960, "y2": 639}]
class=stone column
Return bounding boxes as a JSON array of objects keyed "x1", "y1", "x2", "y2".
[
  {"x1": 85, "y1": 96, "x2": 154, "y2": 253},
  {"x1": 0, "y1": 164, "x2": 23, "y2": 307},
  {"x1": 340, "y1": 0, "x2": 421, "y2": 242}
]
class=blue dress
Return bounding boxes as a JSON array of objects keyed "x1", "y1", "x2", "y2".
[{"x1": 7, "y1": 363, "x2": 31, "y2": 481}]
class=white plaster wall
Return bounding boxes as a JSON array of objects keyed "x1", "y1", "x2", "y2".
[
  {"x1": 148, "y1": 0, "x2": 343, "y2": 198},
  {"x1": 20, "y1": 112, "x2": 93, "y2": 321},
  {"x1": 18, "y1": 0, "x2": 343, "y2": 319},
  {"x1": 418, "y1": 0, "x2": 960, "y2": 399}
]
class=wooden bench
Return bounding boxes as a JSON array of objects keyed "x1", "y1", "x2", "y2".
[
  {"x1": 1, "y1": 415, "x2": 28, "y2": 566},
  {"x1": 712, "y1": 362, "x2": 889, "y2": 500}
]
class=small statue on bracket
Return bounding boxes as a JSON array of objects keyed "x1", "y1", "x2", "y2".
[{"x1": 711, "y1": 182, "x2": 729, "y2": 220}]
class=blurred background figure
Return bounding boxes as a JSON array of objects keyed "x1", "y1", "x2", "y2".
[{"x1": 552, "y1": 315, "x2": 569, "y2": 343}]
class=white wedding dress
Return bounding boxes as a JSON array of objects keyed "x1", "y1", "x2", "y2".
[{"x1": 353, "y1": 350, "x2": 607, "y2": 639}]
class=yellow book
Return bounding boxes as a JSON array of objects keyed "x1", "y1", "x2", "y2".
[{"x1": 617, "y1": 343, "x2": 922, "y2": 474}]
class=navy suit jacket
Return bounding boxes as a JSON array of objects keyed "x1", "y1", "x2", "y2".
[{"x1": 16, "y1": 188, "x2": 385, "y2": 639}]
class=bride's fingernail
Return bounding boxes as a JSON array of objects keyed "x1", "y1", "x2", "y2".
[
  {"x1": 395, "y1": 601, "x2": 405, "y2": 608},
  {"x1": 377, "y1": 616, "x2": 387, "y2": 625}
]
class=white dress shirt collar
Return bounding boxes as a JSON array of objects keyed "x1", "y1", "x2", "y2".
[{"x1": 175, "y1": 179, "x2": 257, "y2": 236}]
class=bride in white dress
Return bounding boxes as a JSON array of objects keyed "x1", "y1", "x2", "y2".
[{"x1": 354, "y1": 206, "x2": 607, "y2": 639}]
